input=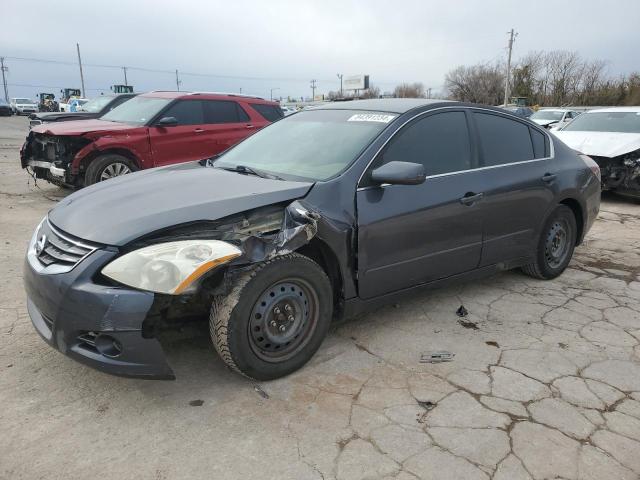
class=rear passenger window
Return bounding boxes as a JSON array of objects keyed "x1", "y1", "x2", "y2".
[
  {"x1": 474, "y1": 112, "x2": 534, "y2": 166},
  {"x1": 251, "y1": 104, "x2": 284, "y2": 122},
  {"x1": 379, "y1": 111, "x2": 472, "y2": 176},
  {"x1": 203, "y1": 101, "x2": 249, "y2": 123},
  {"x1": 161, "y1": 100, "x2": 204, "y2": 125},
  {"x1": 530, "y1": 127, "x2": 547, "y2": 158}
]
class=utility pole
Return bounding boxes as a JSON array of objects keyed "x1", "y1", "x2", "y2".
[
  {"x1": 76, "y1": 43, "x2": 86, "y2": 98},
  {"x1": 426, "y1": 87, "x2": 432, "y2": 99},
  {"x1": 270, "y1": 87, "x2": 279, "y2": 101},
  {"x1": 336, "y1": 73, "x2": 343, "y2": 97},
  {"x1": 122, "y1": 66, "x2": 128, "y2": 86},
  {"x1": 0, "y1": 57, "x2": 8, "y2": 102},
  {"x1": 310, "y1": 79, "x2": 317, "y2": 100},
  {"x1": 175, "y1": 69, "x2": 181, "y2": 91},
  {"x1": 503, "y1": 29, "x2": 517, "y2": 106}
]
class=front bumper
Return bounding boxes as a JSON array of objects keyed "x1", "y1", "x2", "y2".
[{"x1": 24, "y1": 242, "x2": 175, "y2": 379}]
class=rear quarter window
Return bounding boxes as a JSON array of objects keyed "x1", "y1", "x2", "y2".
[
  {"x1": 530, "y1": 127, "x2": 548, "y2": 158},
  {"x1": 250, "y1": 103, "x2": 285, "y2": 122},
  {"x1": 474, "y1": 112, "x2": 534, "y2": 166}
]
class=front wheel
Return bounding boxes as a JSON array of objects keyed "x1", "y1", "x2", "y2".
[
  {"x1": 522, "y1": 204, "x2": 577, "y2": 280},
  {"x1": 210, "y1": 253, "x2": 333, "y2": 380},
  {"x1": 84, "y1": 154, "x2": 137, "y2": 185}
]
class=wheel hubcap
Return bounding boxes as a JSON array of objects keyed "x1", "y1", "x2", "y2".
[
  {"x1": 249, "y1": 280, "x2": 317, "y2": 362},
  {"x1": 544, "y1": 220, "x2": 570, "y2": 269},
  {"x1": 100, "y1": 162, "x2": 131, "y2": 181}
]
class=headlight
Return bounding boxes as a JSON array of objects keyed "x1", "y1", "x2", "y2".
[{"x1": 102, "y1": 240, "x2": 241, "y2": 294}]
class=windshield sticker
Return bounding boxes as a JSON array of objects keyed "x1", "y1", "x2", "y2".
[{"x1": 347, "y1": 113, "x2": 396, "y2": 123}]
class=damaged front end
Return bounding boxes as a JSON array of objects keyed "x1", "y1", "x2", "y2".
[
  {"x1": 591, "y1": 150, "x2": 640, "y2": 197},
  {"x1": 21, "y1": 132, "x2": 90, "y2": 186},
  {"x1": 97, "y1": 201, "x2": 322, "y2": 377}
]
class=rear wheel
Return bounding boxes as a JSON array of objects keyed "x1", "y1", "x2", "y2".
[
  {"x1": 210, "y1": 253, "x2": 333, "y2": 380},
  {"x1": 522, "y1": 205, "x2": 577, "y2": 280},
  {"x1": 84, "y1": 154, "x2": 137, "y2": 185}
]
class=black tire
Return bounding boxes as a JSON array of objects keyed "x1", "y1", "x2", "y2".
[
  {"x1": 84, "y1": 154, "x2": 137, "y2": 185},
  {"x1": 210, "y1": 253, "x2": 333, "y2": 380},
  {"x1": 522, "y1": 205, "x2": 577, "y2": 280}
]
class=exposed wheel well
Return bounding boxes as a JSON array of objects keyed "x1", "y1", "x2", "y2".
[
  {"x1": 296, "y1": 239, "x2": 344, "y2": 319},
  {"x1": 559, "y1": 198, "x2": 584, "y2": 245}
]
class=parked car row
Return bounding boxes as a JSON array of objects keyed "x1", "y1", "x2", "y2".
[
  {"x1": 20, "y1": 91, "x2": 284, "y2": 186},
  {"x1": 23, "y1": 98, "x2": 601, "y2": 380}
]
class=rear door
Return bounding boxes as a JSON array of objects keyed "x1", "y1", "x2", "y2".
[
  {"x1": 470, "y1": 110, "x2": 556, "y2": 266},
  {"x1": 356, "y1": 109, "x2": 483, "y2": 299},
  {"x1": 199, "y1": 100, "x2": 255, "y2": 157},
  {"x1": 148, "y1": 99, "x2": 206, "y2": 166}
]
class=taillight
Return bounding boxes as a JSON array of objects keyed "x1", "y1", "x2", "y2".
[{"x1": 579, "y1": 154, "x2": 600, "y2": 182}]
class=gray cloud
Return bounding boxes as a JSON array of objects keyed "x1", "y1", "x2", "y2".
[{"x1": 2, "y1": 0, "x2": 638, "y2": 100}]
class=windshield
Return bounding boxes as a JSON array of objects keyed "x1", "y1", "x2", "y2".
[
  {"x1": 562, "y1": 111, "x2": 640, "y2": 133},
  {"x1": 531, "y1": 110, "x2": 564, "y2": 121},
  {"x1": 14, "y1": 98, "x2": 32, "y2": 104},
  {"x1": 214, "y1": 110, "x2": 395, "y2": 181},
  {"x1": 79, "y1": 96, "x2": 115, "y2": 113},
  {"x1": 101, "y1": 96, "x2": 171, "y2": 125}
]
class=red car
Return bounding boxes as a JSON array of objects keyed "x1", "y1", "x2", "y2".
[{"x1": 21, "y1": 91, "x2": 283, "y2": 186}]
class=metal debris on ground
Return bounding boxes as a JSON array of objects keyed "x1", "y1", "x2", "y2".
[
  {"x1": 254, "y1": 385, "x2": 270, "y2": 399},
  {"x1": 420, "y1": 351, "x2": 455, "y2": 363},
  {"x1": 456, "y1": 305, "x2": 468, "y2": 317}
]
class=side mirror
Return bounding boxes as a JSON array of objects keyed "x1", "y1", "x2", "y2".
[
  {"x1": 371, "y1": 161, "x2": 426, "y2": 186},
  {"x1": 157, "y1": 116, "x2": 178, "y2": 127}
]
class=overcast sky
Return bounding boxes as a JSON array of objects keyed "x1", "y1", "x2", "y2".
[{"x1": 2, "y1": 0, "x2": 639, "y2": 101}]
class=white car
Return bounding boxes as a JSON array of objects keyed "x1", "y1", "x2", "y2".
[
  {"x1": 59, "y1": 98, "x2": 89, "y2": 112},
  {"x1": 280, "y1": 105, "x2": 297, "y2": 116},
  {"x1": 529, "y1": 109, "x2": 580, "y2": 130},
  {"x1": 553, "y1": 107, "x2": 640, "y2": 198},
  {"x1": 10, "y1": 98, "x2": 39, "y2": 115}
]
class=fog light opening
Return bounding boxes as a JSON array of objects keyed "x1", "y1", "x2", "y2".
[{"x1": 95, "y1": 334, "x2": 123, "y2": 358}]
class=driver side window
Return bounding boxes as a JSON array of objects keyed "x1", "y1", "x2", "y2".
[
  {"x1": 160, "y1": 100, "x2": 204, "y2": 125},
  {"x1": 363, "y1": 110, "x2": 473, "y2": 186}
]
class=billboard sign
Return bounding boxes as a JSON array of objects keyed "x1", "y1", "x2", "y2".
[{"x1": 344, "y1": 75, "x2": 370, "y2": 91}]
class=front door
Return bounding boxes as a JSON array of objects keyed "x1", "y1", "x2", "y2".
[
  {"x1": 356, "y1": 110, "x2": 483, "y2": 299},
  {"x1": 148, "y1": 99, "x2": 208, "y2": 166}
]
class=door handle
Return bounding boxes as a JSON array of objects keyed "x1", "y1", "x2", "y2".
[
  {"x1": 245, "y1": 124, "x2": 255, "y2": 129},
  {"x1": 194, "y1": 128, "x2": 204, "y2": 133},
  {"x1": 542, "y1": 173, "x2": 557, "y2": 183},
  {"x1": 459, "y1": 192, "x2": 484, "y2": 205}
]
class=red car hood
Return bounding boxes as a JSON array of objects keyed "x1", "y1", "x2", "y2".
[{"x1": 30, "y1": 119, "x2": 139, "y2": 136}]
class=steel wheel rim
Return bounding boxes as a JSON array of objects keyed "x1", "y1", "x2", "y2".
[
  {"x1": 544, "y1": 219, "x2": 570, "y2": 269},
  {"x1": 248, "y1": 278, "x2": 319, "y2": 363},
  {"x1": 100, "y1": 162, "x2": 131, "y2": 181}
]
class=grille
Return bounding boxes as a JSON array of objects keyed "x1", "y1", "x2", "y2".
[{"x1": 35, "y1": 220, "x2": 96, "y2": 270}]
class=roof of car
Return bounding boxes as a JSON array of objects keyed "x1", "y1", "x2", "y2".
[
  {"x1": 537, "y1": 108, "x2": 574, "y2": 112},
  {"x1": 141, "y1": 91, "x2": 274, "y2": 103},
  {"x1": 585, "y1": 106, "x2": 640, "y2": 114},
  {"x1": 313, "y1": 98, "x2": 455, "y2": 114}
]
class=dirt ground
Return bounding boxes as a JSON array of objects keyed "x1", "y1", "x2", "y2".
[{"x1": 1, "y1": 115, "x2": 640, "y2": 480}]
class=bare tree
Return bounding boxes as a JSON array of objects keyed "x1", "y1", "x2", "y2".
[
  {"x1": 393, "y1": 82, "x2": 425, "y2": 98},
  {"x1": 360, "y1": 85, "x2": 381, "y2": 99},
  {"x1": 445, "y1": 63, "x2": 504, "y2": 105}
]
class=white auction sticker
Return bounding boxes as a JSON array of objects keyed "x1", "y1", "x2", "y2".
[{"x1": 347, "y1": 113, "x2": 396, "y2": 123}]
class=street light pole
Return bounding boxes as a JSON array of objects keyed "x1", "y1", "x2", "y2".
[
  {"x1": 337, "y1": 73, "x2": 343, "y2": 97},
  {"x1": 270, "y1": 87, "x2": 280, "y2": 101}
]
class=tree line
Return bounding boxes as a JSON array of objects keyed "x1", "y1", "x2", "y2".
[{"x1": 445, "y1": 50, "x2": 640, "y2": 106}]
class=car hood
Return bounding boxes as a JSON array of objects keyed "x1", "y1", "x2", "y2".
[
  {"x1": 30, "y1": 118, "x2": 137, "y2": 136},
  {"x1": 553, "y1": 130, "x2": 640, "y2": 158},
  {"x1": 31, "y1": 111, "x2": 95, "y2": 122},
  {"x1": 49, "y1": 162, "x2": 314, "y2": 246},
  {"x1": 532, "y1": 119, "x2": 558, "y2": 127}
]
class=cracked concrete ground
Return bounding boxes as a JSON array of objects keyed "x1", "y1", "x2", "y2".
[{"x1": 1, "y1": 115, "x2": 640, "y2": 480}]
